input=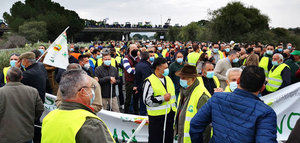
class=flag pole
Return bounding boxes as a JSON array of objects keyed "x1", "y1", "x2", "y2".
[{"x1": 36, "y1": 26, "x2": 70, "y2": 62}]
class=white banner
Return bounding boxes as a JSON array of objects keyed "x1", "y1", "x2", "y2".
[
  {"x1": 260, "y1": 82, "x2": 300, "y2": 141},
  {"x1": 42, "y1": 82, "x2": 300, "y2": 142},
  {"x1": 43, "y1": 27, "x2": 69, "y2": 69}
]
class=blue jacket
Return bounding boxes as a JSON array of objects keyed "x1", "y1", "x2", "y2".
[
  {"x1": 190, "y1": 88, "x2": 277, "y2": 143},
  {"x1": 134, "y1": 60, "x2": 153, "y2": 91}
]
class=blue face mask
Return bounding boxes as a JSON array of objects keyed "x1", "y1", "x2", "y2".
[
  {"x1": 39, "y1": 49, "x2": 44, "y2": 55},
  {"x1": 272, "y1": 61, "x2": 279, "y2": 66},
  {"x1": 158, "y1": 47, "x2": 162, "y2": 51},
  {"x1": 10, "y1": 60, "x2": 17, "y2": 67},
  {"x1": 266, "y1": 50, "x2": 273, "y2": 55},
  {"x1": 150, "y1": 57, "x2": 155, "y2": 62},
  {"x1": 278, "y1": 48, "x2": 283, "y2": 52},
  {"x1": 104, "y1": 60, "x2": 111, "y2": 66},
  {"x1": 213, "y1": 48, "x2": 219, "y2": 53},
  {"x1": 180, "y1": 79, "x2": 188, "y2": 88},
  {"x1": 96, "y1": 55, "x2": 101, "y2": 59},
  {"x1": 84, "y1": 88, "x2": 95, "y2": 105},
  {"x1": 225, "y1": 48, "x2": 230, "y2": 52},
  {"x1": 177, "y1": 58, "x2": 183, "y2": 63},
  {"x1": 162, "y1": 68, "x2": 169, "y2": 76},
  {"x1": 233, "y1": 58, "x2": 239, "y2": 63},
  {"x1": 167, "y1": 48, "x2": 169, "y2": 52},
  {"x1": 288, "y1": 46, "x2": 292, "y2": 49},
  {"x1": 229, "y1": 82, "x2": 238, "y2": 92},
  {"x1": 206, "y1": 71, "x2": 214, "y2": 78},
  {"x1": 70, "y1": 48, "x2": 74, "y2": 52}
]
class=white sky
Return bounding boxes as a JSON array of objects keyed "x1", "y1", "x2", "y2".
[{"x1": 1, "y1": 0, "x2": 299, "y2": 28}]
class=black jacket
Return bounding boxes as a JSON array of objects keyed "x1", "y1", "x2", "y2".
[
  {"x1": 135, "y1": 60, "x2": 153, "y2": 92},
  {"x1": 95, "y1": 65, "x2": 119, "y2": 98},
  {"x1": 21, "y1": 63, "x2": 47, "y2": 102}
]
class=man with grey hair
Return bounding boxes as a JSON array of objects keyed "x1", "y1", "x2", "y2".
[
  {"x1": 41, "y1": 70, "x2": 114, "y2": 143},
  {"x1": 263, "y1": 53, "x2": 291, "y2": 95},
  {"x1": 0, "y1": 67, "x2": 44, "y2": 143},
  {"x1": 56, "y1": 63, "x2": 103, "y2": 113},
  {"x1": 224, "y1": 68, "x2": 243, "y2": 92}
]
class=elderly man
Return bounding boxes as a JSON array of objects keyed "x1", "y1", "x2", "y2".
[
  {"x1": 143, "y1": 57, "x2": 177, "y2": 143},
  {"x1": 214, "y1": 50, "x2": 239, "y2": 89},
  {"x1": 0, "y1": 53, "x2": 20, "y2": 87},
  {"x1": 264, "y1": 53, "x2": 291, "y2": 95},
  {"x1": 123, "y1": 44, "x2": 140, "y2": 114},
  {"x1": 224, "y1": 68, "x2": 243, "y2": 92},
  {"x1": 95, "y1": 53, "x2": 120, "y2": 112},
  {"x1": 190, "y1": 66, "x2": 277, "y2": 143},
  {"x1": 41, "y1": 70, "x2": 114, "y2": 143},
  {"x1": 199, "y1": 62, "x2": 221, "y2": 95},
  {"x1": 174, "y1": 65, "x2": 211, "y2": 143},
  {"x1": 0, "y1": 67, "x2": 44, "y2": 143},
  {"x1": 56, "y1": 63, "x2": 103, "y2": 113},
  {"x1": 206, "y1": 43, "x2": 225, "y2": 63}
]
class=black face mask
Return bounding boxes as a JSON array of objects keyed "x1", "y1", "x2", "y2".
[
  {"x1": 202, "y1": 49, "x2": 207, "y2": 53},
  {"x1": 203, "y1": 58, "x2": 208, "y2": 62},
  {"x1": 170, "y1": 51, "x2": 175, "y2": 55},
  {"x1": 131, "y1": 50, "x2": 138, "y2": 57},
  {"x1": 110, "y1": 53, "x2": 115, "y2": 57},
  {"x1": 254, "y1": 52, "x2": 260, "y2": 56}
]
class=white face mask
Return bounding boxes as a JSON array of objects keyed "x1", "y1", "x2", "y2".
[
  {"x1": 229, "y1": 82, "x2": 238, "y2": 92},
  {"x1": 84, "y1": 63, "x2": 90, "y2": 69}
]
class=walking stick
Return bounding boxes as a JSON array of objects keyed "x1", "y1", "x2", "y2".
[{"x1": 162, "y1": 102, "x2": 169, "y2": 143}]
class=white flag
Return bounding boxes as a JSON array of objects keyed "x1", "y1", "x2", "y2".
[{"x1": 43, "y1": 27, "x2": 69, "y2": 69}]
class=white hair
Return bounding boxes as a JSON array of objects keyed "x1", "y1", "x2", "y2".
[
  {"x1": 274, "y1": 53, "x2": 284, "y2": 62},
  {"x1": 226, "y1": 68, "x2": 243, "y2": 80}
]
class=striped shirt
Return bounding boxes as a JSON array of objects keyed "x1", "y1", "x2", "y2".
[
  {"x1": 143, "y1": 78, "x2": 165, "y2": 107},
  {"x1": 123, "y1": 56, "x2": 136, "y2": 74}
]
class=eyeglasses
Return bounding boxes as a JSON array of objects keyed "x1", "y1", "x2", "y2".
[{"x1": 78, "y1": 84, "x2": 96, "y2": 91}]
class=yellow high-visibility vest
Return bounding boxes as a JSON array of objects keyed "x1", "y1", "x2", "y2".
[
  {"x1": 146, "y1": 74, "x2": 177, "y2": 116},
  {"x1": 198, "y1": 76, "x2": 220, "y2": 88},
  {"x1": 224, "y1": 86, "x2": 231, "y2": 92},
  {"x1": 206, "y1": 50, "x2": 224, "y2": 60},
  {"x1": 41, "y1": 109, "x2": 115, "y2": 143},
  {"x1": 176, "y1": 78, "x2": 211, "y2": 143},
  {"x1": 266, "y1": 63, "x2": 289, "y2": 92},
  {"x1": 97, "y1": 58, "x2": 116, "y2": 67},
  {"x1": 115, "y1": 56, "x2": 123, "y2": 76},
  {"x1": 162, "y1": 49, "x2": 168, "y2": 58},
  {"x1": 259, "y1": 57, "x2": 270, "y2": 77},
  {"x1": 187, "y1": 52, "x2": 201, "y2": 66},
  {"x1": 3, "y1": 66, "x2": 10, "y2": 84}
]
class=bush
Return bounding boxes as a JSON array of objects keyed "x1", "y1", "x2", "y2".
[
  {"x1": 0, "y1": 42, "x2": 50, "y2": 70},
  {"x1": 19, "y1": 21, "x2": 48, "y2": 43},
  {"x1": 0, "y1": 34, "x2": 27, "y2": 49}
]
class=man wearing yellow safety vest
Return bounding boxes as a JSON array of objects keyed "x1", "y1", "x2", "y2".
[
  {"x1": 156, "y1": 44, "x2": 164, "y2": 58},
  {"x1": 187, "y1": 43, "x2": 202, "y2": 66},
  {"x1": 89, "y1": 49, "x2": 101, "y2": 74},
  {"x1": 142, "y1": 57, "x2": 177, "y2": 143},
  {"x1": 115, "y1": 47, "x2": 125, "y2": 108},
  {"x1": 174, "y1": 64, "x2": 211, "y2": 143},
  {"x1": 263, "y1": 53, "x2": 291, "y2": 95},
  {"x1": 41, "y1": 70, "x2": 115, "y2": 143},
  {"x1": 97, "y1": 48, "x2": 118, "y2": 68},
  {"x1": 206, "y1": 43, "x2": 224, "y2": 63},
  {"x1": 259, "y1": 44, "x2": 275, "y2": 76},
  {"x1": 199, "y1": 62, "x2": 222, "y2": 95},
  {"x1": 224, "y1": 68, "x2": 243, "y2": 92},
  {"x1": 0, "y1": 53, "x2": 20, "y2": 87}
]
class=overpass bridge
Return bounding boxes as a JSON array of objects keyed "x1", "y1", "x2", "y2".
[{"x1": 0, "y1": 27, "x2": 169, "y2": 40}]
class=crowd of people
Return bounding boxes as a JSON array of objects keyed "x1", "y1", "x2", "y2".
[{"x1": 0, "y1": 40, "x2": 300, "y2": 143}]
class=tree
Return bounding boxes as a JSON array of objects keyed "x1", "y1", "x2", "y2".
[
  {"x1": 178, "y1": 22, "x2": 201, "y2": 41},
  {"x1": 3, "y1": 0, "x2": 84, "y2": 41},
  {"x1": 19, "y1": 21, "x2": 47, "y2": 43},
  {"x1": 167, "y1": 26, "x2": 181, "y2": 41},
  {"x1": 209, "y1": 2, "x2": 269, "y2": 42}
]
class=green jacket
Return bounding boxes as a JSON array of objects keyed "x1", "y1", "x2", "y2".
[{"x1": 169, "y1": 61, "x2": 185, "y2": 95}]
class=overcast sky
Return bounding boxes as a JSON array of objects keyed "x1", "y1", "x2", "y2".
[{"x1": 1, "y1": 0, "x2": 299, "y2": 28}]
